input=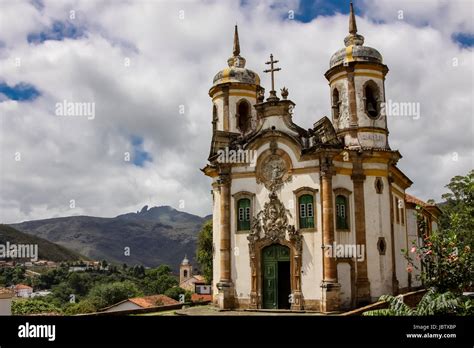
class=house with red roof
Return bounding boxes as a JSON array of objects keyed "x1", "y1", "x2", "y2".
[{"x1": 100, "y1": 294, "x2": 179, "y2": 313}]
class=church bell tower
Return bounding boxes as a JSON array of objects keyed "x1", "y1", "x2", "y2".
[
  {"x1": 325, "y1": 2, "x2": 390, "y2": 150},
  {"x1": 209, "y1": 25, "x2": 263, "y2": 136}
]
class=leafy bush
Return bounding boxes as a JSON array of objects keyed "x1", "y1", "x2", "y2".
[
  {"x1": 63, "y1": 299, "x2": 97, "y2": 315},
  {"x1": 12, "y1": 299, "x2": 62, "y2": 315},
  {"x1": 405, "y1": 229, "x2": 472, "y2": 293},
  {"x1": 363, "y1": 289, "x2": 473, "y2": 316}
]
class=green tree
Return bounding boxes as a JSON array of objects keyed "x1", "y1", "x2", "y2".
[
  {"x1": 403, "y1": 171, "x2": 473, "y2": 293},
  {"x1": 67, "y1": 272, "x2": 92, "y2": 296},
  {"x1": 164, "y1": 286, "x2": 191, "y2": 302},
  {"x1": 440, "y1": 170, "x2": 474, "y2": 246},
  {"x1": 88, "y1": 280, "x2": 141, "y2": 309},
  {"x1": 144, "y1": 274, "x2": 178, "y2": 295},
  {"x1": 51, "y1": 282, "x2": 76, "y2": 305},
  {"x1": 0, "y1": 266, "x2": 26, "y2": 286},
  {"x1": 196, "y1": 220, "x2": 213, "y2": 284}
]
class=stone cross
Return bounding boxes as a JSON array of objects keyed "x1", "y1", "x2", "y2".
[{"x1": 264, "y1": 54, "x2": 281, "y2": 100}]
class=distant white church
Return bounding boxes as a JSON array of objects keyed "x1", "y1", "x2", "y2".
[{"x1": 202, "y1": 4, "x2": 440, "y2": 312}]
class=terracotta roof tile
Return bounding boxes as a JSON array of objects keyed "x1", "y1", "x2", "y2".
[
  {"x1": 128, "y1": 295, "x2": 179, "y2": 308},
  {"x1": 0, "y1": 287, "x2": 13, "y2": 295},
  {"x1": 405, "y1": 193, "x2": 430, "y2": 207},
  {"x1": 14, "y1": 284, "x2": 33, "y2": 290},
  {"x1": 191, "y1": 294, "x2": 212, "y2": 302}
]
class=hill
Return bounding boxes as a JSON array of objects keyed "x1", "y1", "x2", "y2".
[
  {"x1": 9, "y1": 206, "x2": 210, "y2": 269},
  {"x1": 0, "y1": 224, "x2": 83, "y2": 262}
]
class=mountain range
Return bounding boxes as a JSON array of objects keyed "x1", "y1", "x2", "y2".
[
  {"x1": 9, "y1": 206, "x2": 211, "y2": 270},
  {"x1": 0, "y1": 224, "x2": 83, "y2": 262}
]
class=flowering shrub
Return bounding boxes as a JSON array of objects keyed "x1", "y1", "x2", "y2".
[{"x1": 404, "y1": 228, "x2": 472, "y2": 294}]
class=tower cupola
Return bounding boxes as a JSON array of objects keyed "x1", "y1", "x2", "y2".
[
  {"x1": 325, "y1": 2, "x2": 390, "y2": 150},
  {"x1": 209, "y1": 26, "x2": 262, "y2": 135}
]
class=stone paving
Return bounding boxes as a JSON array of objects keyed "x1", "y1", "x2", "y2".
[{"x1": 175, "y1": 305, "x2": 328, "y2": 316}]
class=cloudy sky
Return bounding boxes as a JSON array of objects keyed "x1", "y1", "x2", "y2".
[{"x1": 0, "y1": 0, "x2": 472, "y2": 223}]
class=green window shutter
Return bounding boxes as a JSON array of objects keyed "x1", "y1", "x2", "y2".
[
  {"x1": 336, "y1": 195, "x2": 348, "y2": 229},
  {"x1": 237, "y1": 198, "x2": 251, "y2": 231},
  {"x1": 299, "y1": 195, "x2": 314, "y2": 229}
]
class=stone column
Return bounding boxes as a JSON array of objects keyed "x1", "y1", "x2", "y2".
[
  {"x1": 346, "y1": 68, "x2": 359, "y2": 147},
  {"x1": 216, "y1": 170, "x2": 234, "y2": 309},
  {"x1": 320, "y1": 159, "x2": 340, "y2": 312},
  {"x1": 351, "y1": 161, "x2": 371, "y2": 305},
  {"x1": 223, "y1": 85, "x2": 230, "y2": 132}
]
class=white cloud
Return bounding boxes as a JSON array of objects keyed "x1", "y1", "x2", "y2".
[{"x1": 0, "y1": 0, "x2": 472, "y2": 223}]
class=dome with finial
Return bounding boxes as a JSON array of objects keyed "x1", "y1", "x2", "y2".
[
  {"x1": 329, "y1": 2, "x2": 383, "y2": 68},
  {"x1": 181, "y1": 255, "x2": 189, "y2": 265},
  {"x1": 212, "y1": 25, "x2": 261, "y2": 87}
]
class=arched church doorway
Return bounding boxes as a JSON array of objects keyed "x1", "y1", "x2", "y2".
[{"x1": 262, "y1": 244, "x2": 291, "y2": 309}]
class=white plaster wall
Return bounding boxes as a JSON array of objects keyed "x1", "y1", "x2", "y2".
[
  {"x1": 364, "y1": 176, "x2": 393, "y2": 299},
  {"x1": 393, "y1": 193, "x2": 409, "y2": 289},
  {"x1": 337, "y1": 262, "x2": 352, "y2": 308},
  {"x1": 229, "y1": 130, "x2": 324, "y2": 301},
  {"x1": 406, "y1": 208, "x2": 422, "y2": 287},
  {"x1": 260, "y1": 115, "x2": 300, "y2": 138},
  {"x1": 229, "y1": 170, "x2": 324, "y2": 302},
  {"x1": 0, "y1": 298, "x2": 12, "y2": 315}
]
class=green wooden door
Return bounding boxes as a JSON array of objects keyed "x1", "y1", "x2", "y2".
[{"x1": 262, "y1": 244, "x2": 290, "y2": 309}]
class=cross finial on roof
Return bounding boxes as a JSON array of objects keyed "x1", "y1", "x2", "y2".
[{"x1": 263, "y1": 54, "x2": 281, "y2": 101}]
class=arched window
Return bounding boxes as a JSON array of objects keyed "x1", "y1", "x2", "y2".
[
  {"x1": 237, "y1": 198, "x2": 251, "y2": 231},
  {"x1": 336, "y1": 195, "x2": 349, "y2": 230},
  {"x1": 299, "y1": 194, "x2": 314, "y2": 229},
  {"x1": 183, "y1": 270, "x2": 188, "y2": 278},
  {"x1": 332, "y1": 88, "x2": 340, "y2": 119},
  {"x1": 364, "y1": 83, "x2": 379, "y2": 118},
  {"x1": 237, "y1": 100, "x2": 250, "y2": 133}
]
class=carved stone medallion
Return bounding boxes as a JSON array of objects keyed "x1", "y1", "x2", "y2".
[
  {"x1": 262, "y1": 155, "x2": 286, "y2": 183},
  {"x1": 256, "y1": 140, "x2": 292, "y2": 191}
]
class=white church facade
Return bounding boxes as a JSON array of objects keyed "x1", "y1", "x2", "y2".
[{"x1": 202, "y1": 4, "x2": 440, "y2": 312}]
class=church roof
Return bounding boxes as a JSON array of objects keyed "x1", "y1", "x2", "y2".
[{"x1": 405, "y1": 193, "x2": 443, "y2": 217}]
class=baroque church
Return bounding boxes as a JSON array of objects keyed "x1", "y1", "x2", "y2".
[{"x1": 202, "y1": 4, "x2": 440, "y2": 312}]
